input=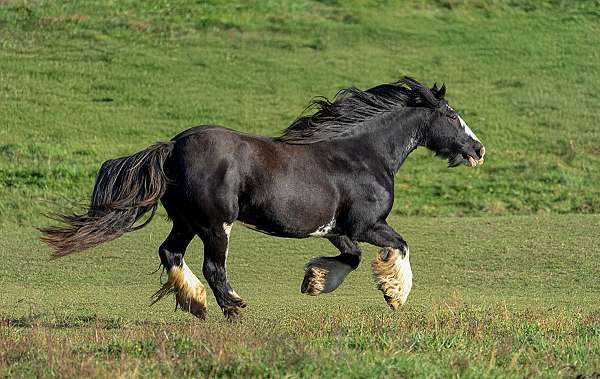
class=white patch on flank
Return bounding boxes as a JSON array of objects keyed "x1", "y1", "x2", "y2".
[
  {"x1": 406, "y1": 136, "x2": 418, "y2": 152},
  {"x1": 309, "y1": 217, "x2": 336, "y2": 237},
  {"x1": 181, "y1": 259, "x2": 202, "y2": 290},
  {"x1": 323, "y1": 260, "x2": 353, "y2": 293}
]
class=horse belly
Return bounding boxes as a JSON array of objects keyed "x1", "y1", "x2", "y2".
[{"x1": 237, "y1": 179, "x2": 337, "y2": 238}]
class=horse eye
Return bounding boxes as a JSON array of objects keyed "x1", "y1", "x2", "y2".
[{"x1": 447, "y1": 114, "x2": 457, "y2": 120}]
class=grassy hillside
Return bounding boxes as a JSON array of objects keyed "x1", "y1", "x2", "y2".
[{"x1": 1, "y1": 0, "x2": 599, "y2": 224}]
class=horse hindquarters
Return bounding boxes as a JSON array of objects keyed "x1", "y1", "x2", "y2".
[{"x1": 156, "y1": 131, "x2": 247, "y2": 319}]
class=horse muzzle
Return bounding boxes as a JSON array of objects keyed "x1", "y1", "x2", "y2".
[{"x1": 465, "y1": 145, "x2": 486, "y2": 167}]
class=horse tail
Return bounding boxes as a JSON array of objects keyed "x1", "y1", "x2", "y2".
[{"x1": 40, "y1": 141, "x2": 175, "y2": 258}]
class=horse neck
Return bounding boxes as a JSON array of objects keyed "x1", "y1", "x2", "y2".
[{"x1": 347, "y1": 108, "x2": 425, "y2": 174}]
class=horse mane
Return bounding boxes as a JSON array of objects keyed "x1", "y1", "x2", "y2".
[{"x1": 277, "y1": 76, "x2": 445, "y2": 144}]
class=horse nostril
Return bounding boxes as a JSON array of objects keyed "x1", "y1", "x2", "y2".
[{"x1": 479, "y1": 146, "x2": 486, "y2": 159}]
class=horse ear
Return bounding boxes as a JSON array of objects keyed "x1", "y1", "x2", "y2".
[
  {"x1": 431, "y1": 82, "x2": 439, "y2": 92},
  {"x1": 438, "y1": 83, "x2": 446, "y2": 99}
]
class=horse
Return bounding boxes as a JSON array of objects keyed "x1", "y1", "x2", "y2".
[{"x1": 40, "y1": 77, "x2": 485, "y2": 319}]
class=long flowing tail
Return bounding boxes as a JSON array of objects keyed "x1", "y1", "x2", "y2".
[{"x1": 40, "y1": 141, "x2": 175, "y2": 257}]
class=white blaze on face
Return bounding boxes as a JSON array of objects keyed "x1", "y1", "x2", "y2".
[
  {"x1": 447, "y1": 104, "x2": 480, "y2": 142},
  {"x1": 458, "y1": 115, "x2": 480, "y2": 142}
]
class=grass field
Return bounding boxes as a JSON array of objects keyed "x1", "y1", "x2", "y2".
[
  {"x1": 3, "y1": 214, "x2": 600, "y2": 377},
  {"x1": 1, "y1": 0, "x2": 600, "y2": 378}
]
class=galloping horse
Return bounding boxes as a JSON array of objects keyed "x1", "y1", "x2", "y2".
[{"x1": 41, "y1": 77, "x2": 485, "y2": 319}]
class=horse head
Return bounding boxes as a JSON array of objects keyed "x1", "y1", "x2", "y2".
[{"x1": 422, "y1": 83, "x2": 486, "y2": 168}]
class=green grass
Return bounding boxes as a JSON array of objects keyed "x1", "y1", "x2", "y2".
[
  {"x1": 2, "y1": 214, "x2": 600, "y2": 377},
  {"x1": 1, "y1": 0, "x2": 600, "y2": 377}
]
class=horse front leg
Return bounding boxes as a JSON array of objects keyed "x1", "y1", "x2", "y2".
[
  {"x1": 301, "y1": 236, "x2": 361, "y2": 295},
  {"x1": 358, "y1": 221, "x2": 413, "y2": 310}
]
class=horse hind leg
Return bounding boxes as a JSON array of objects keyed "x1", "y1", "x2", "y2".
[
  {"x1": 151, "y1": 224, "x2": 208, "y2": 319},
  {"x1": 200, "y1": 222, "x2": 247, "y2": 319}
]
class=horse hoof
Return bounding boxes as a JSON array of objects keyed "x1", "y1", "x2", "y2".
[
  {"x1": 225, "y1": 291, "x2": 247, "y2": 308},
  {"x1": 150, "y1": 261, "x2": 208, "y2": 320},
  {"x1": 222, "y1": 305, "x2": 243, "y2": 320},
  {"x1": 301, "y1": 257, "x2": 353, "y2": 295},
  {"x1": 219, "y1": 292, "x2": 247, "y2": 319},
  {"x1": 383, "y1": 295, "x2": 403, "y2": 311},
  {"x1": 176, "y1": 291, "x2": 207, "y2": 320},
  {"x1": 301, "y1": 264, "x2": 328, "y2": 295},
  {"x1": 372, "y1": 247, "x2": 413, "y2": 310}
]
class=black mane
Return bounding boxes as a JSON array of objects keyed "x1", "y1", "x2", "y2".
[{"x1": 277, "y1": 76, "x2": 445, "y2": 144}]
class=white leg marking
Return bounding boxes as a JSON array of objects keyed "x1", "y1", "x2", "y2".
[
  {"x1": 150, "y1": 258, "x2": 207, "y2": 318},
  {"x1": 393, "y1": 249, "x2": 413, "y2": 305},
  {"x1": 223, "y1": 222, "x2": 233, "y2": 237},
  {"x1": 181, "y1": 259, "x2": 201, "y2": 290},
  {"x1": 223, "y1": 222, "x2": 232, "y2": 259},
  {"x1": 372, "y1": 247, "x2": 413, "y2": 309},
  {"x1": 221, "y1": 222, "x2": 241, "y2": 300}
]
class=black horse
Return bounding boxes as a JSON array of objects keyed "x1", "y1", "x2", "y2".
[{"x1": 41, "y1": 77, "x2": 485, "y2": 319}]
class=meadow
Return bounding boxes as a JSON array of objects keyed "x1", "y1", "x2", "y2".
[{"x1": 1, "y1": 0, "x2": 599, "y2": 377}]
